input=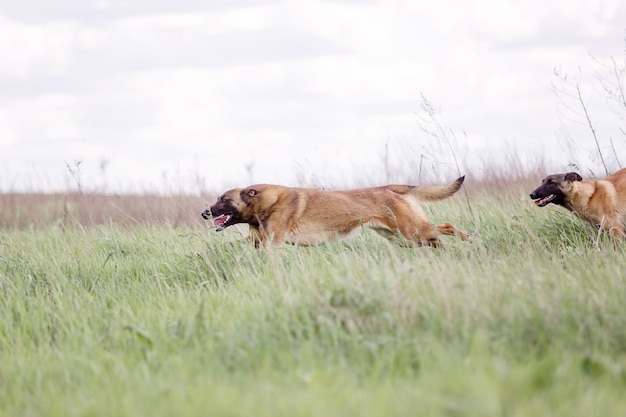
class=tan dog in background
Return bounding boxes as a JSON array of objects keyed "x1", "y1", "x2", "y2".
[
  {"x1": 530, "y1": 168, "x2": 626, "y2": 242},
  {"x1": 202, "y1": 176, "x2": 470, "y2": 248}
]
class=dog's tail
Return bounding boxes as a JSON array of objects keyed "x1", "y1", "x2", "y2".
[{"x1": 390, "y1": 176, "x2": 465, "y2": 202}]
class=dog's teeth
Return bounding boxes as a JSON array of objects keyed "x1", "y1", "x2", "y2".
[
  {"x1": 534, "y1": 194, "x2": 556, "y2": 206},
  {"x1": 213, "y1": 214, "x2": 231, "y2": 227}
]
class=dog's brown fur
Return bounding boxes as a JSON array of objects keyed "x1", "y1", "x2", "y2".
[
  {"x1": 203, "y1": 177, "x2": 470, "y2": 248},
  {"x1": 530, "y1": 168, "x2": 626, "y2": 241}
]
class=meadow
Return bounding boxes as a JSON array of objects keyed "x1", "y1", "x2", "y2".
[{"x1": 1, "y1": 177, "x2": 626, "y2": 417}]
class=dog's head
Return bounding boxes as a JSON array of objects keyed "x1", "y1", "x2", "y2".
[
  {"x1": 529, "y1": 172, "x2": 582, "y2": 207},
  {"x1": 202, "y1": 184, "x2": 281, "y2": 230}
]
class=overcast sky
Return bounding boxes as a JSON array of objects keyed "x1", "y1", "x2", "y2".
[{"x1": 1, "y1": 0, "x2": 625, "y2": 194}]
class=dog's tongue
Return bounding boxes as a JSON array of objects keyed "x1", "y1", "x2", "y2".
[
  {"x1": 534, "y1": 195, "x2": 556, "y2": 206},
  {"x1": 213, "y1": 214, "x2": 230, "y2": 227}
]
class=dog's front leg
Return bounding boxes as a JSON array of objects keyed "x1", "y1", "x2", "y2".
[
  {"x1": 594, "y1": 214, "x2": 625, "y2": 247},
  {"x1": 247, "y1": 225, "x2": 263, "y2": 248},
  {"x1": 255, "y1": 221, "x2": 288, "y2": 248},
  {"x1": 608, "y1": 221, "x2": 626, "y2": 246}
]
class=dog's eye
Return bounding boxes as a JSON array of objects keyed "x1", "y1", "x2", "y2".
[{"x1": 248, "y1": 189, "x2": 258, "y2": 197}]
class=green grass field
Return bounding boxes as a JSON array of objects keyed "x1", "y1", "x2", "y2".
[{"x1": 2, "y1": 189, "x2": 626, "y2": 416}]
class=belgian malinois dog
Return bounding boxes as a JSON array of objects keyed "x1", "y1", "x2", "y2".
[
  {"x1": 529, "y1": 168, "x2": 626, "y2": 242},
  {"x1": 203, "y1": 177, "x2": 470, "y2": 248}
]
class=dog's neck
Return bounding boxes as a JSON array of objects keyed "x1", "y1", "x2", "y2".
[{"x1": 562, "y1": 181, "x2": 595, "y2": 221}]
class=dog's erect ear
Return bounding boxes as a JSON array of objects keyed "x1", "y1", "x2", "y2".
[
  {"x1": 240, "y1": 188, "x2": 259, "y2": 204},
  {"x1": 564, "y1": 172, "x2": 583, "y2": 182}
]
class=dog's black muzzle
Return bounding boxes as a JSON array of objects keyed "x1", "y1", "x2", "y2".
[{"x1": 201, "y1": 209, "x2": 212, "y2": 220}]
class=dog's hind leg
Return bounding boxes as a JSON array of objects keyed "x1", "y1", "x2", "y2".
[
  {"x1": 436, "y1": 222, "x2": 471, "y2": 241},
  {"x1": 403, "y1": 222, "x2": 441, "y2": 247},
  {"x1": 371, "y1": 222, "x2": 440, "y2": 247}
]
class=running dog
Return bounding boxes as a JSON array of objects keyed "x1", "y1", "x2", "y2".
[
  {"x1": 529, "y1": 168, "x2": 626, "y2": 241},
  {"x1": 203, "y1": 177, "x2": 470, "y2": 248}
]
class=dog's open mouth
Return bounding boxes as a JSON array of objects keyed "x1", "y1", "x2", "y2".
[
  {"x1": 212, "y1": 214, "x2": 232, "y2": 230},
  {"x1": 533, "y1": 194, "x2": 556, "y2": 207}
]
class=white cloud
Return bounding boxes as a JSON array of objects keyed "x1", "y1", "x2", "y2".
[
  {"x1": 0, "y1": 0, "x2": 625, "y2": 193},
  {"x1": 0, "y1": 17, "x2": 78, "y2": 78}
]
